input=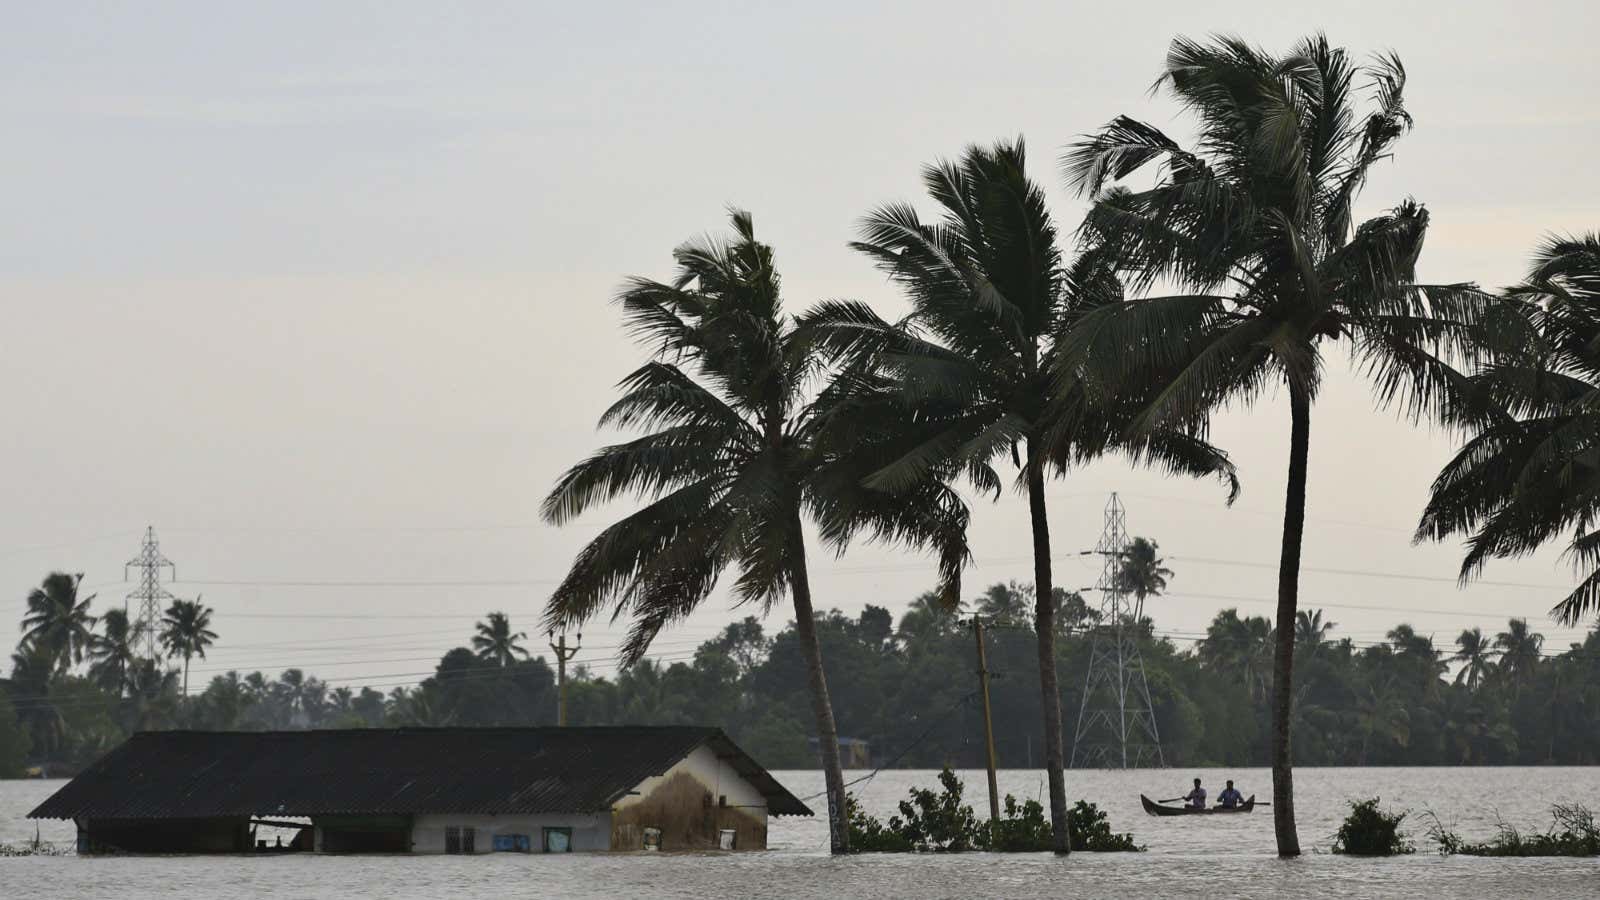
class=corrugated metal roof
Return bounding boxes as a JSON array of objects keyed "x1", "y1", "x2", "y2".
[{"x1": 29, "y1": 726, "x2": 812, "y2": 820}]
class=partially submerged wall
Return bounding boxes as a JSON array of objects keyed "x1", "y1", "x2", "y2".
[{"x1": 611, "y1": 744, "x2": 769, "y2": 850}]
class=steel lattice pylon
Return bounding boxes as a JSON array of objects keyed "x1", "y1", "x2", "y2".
[
  {"x1": 1070, "y1": 493, "x2": 1165, "y2": 769},
  {"x1": 125, "y1": 526, "x2": 176, "y2": 662}
]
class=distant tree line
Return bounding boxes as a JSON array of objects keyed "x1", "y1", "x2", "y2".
[{"x1": 5, "y1": 561, "x2": 1598, "y2": 777}]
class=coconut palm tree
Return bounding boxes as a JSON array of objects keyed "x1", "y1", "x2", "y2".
[
  {"x1": 541, "y1": 210, "x2": 972, "y2": 854},
  {"x1": 88, "y1": 608, "x2": 138, "y2": 696},
  {"x1": 1295, "y1": 609, "x2": 1336, "y2": 651},
  {"x1": 1451, "y1": 627, "x2": 1495, "y2": 690},
  {"x1": 1494, "y1": 618, "x2": 1544, "y2": 698},
  {"x1": 124, "y1": 659, "x2": 181, "y2": 731},
  {"x1": 804, "y1": 139, "x2": 1237, "y2": 853},
  {"x1": 1061, "y1": 35, "x2": 1494, "y2": 855},
  {"x1": 471, "y1": 612, "x2": 530, "y2": 667},
  {"x1": 8, "y1": 645, "x2": 63, "y2": 758},
  {"x1": 1116, "y1": 537, "x2": 1173, "y2": 619},
  {"x1": 975, "y1": 582, "x2": 1030, "y2": 625},
  {"x1": 159, "y1": 598, "x2": 218, "y2": 697},
  {"x1": 1417, "y1": 234, "x2": 1600, "y2": 625},
  {"x1": 1198, "y1": 608, "x2": 1274, "y2": 700},
  {"x1": 21, "y1": 572, "x2": 97, "y2": 674},
  {"x1": 1386, "y1": 624, "x2": 1446, "y2": 695},
  {"x1": 1350, "y1": 675, "x2": 1410, "y2": 764}
]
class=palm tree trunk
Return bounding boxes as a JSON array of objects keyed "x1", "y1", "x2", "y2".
[
  {"x1": 1026, "y1": 447, "x2": 1070, "y2": 855},
  {"x1": 789, "y1": 519, "x2": 850, "y2": 854},
  {"x1": 1270, "y1": 382, "x2": 1310, "y2": 857},
  {"x1": 182, "y1": 655, "x2": 190, "y2": 698}
]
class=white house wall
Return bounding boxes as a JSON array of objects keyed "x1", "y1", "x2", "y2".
[
  {"x1": 615, "y1": 744, "x2": 768, "y2": 815},
  {"x1": 411, "y1": 813, "x2": 609, "y2": 854}
]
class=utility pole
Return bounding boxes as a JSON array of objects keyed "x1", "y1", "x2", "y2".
[
  {"x1": 124, "y1": 526, "x2": 176, "y2": 664},
  {"x1": 973, "y1": 617, "x2": 1001, "y2": 838},
  {"x1": 548, "y1": 631, "x2": 582, "y2": 726}
]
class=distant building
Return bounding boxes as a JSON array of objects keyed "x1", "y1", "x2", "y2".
[
  {"x1": 29, "y1": 726, "x2": 810, "y2": 854},
  {"x1": 807, "y1": 736, "x2": 871, "y2": 768}
]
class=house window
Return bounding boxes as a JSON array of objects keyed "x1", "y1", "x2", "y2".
[
  {"x1": 492, "y1": 833, "x2": 531, "y2": 853},
  {"x1": 718, "y1": 829, "x2": 737, "y2": 851},
  {"x1": 642, "y1": 827, "x2": 662, "y2": 851},
  {"x1": 543, "y1": 827, "x2": 573, "y2": 853},
  {"x1": 445, "y1": 827, "x2": 476, "y2": 854}
]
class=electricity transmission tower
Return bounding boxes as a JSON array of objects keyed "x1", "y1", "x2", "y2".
[
  {"x1": 125, "y1": 526, "x2": 176, "y2": 662},
  {"x1": 1069, "y1": 493, "x2": 1165, "y2": 768}
]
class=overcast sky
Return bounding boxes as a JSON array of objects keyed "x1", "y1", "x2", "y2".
[{"x1": 2, "y1": 2, "x2": 1596, "y2": 692}]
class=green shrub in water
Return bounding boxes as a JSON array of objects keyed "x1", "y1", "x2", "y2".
[
  {"x1": 1332, "y1": 797, "x2": 1414, "y2": 856},
  {"x1": 847, "y1": 768, "x2": 1143, "y2": 853}
]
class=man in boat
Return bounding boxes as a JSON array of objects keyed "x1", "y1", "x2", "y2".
[
  {"x1": 1182, "y1": 778, "x2": 1206, "y2": 809},
  {"x1": 1217, "y1": 780, "x2": 1244, "y2": 809}
]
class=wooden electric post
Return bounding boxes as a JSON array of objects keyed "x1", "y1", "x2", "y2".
[
  {"x1": 548, "y1": 631, "x2": 582, "y2": 726},
  {"x1": 973, "y1": 617, "x2": 1001, "y2": 838}
]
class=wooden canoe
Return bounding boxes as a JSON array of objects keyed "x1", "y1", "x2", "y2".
[{"x1": 1140, "y1": 794, "x2": 1256, "y2": 817}]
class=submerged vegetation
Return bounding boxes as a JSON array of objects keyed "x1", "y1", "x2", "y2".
[
  {"x1": 1332, "y1": 798, "x2": 1414, "y2": 856},
  {"x1": 846, "y1": 768, "x2": 1141, "y2": 853},
  {"x1": 1426, "y1": 805, "x2": 1600, "y2": 857}
]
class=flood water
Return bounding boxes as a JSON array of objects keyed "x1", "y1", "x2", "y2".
[{"x1": 4, "y1": 767, "x2": 1597, "y2": 898}]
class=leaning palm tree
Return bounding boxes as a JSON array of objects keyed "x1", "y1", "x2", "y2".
[
  {"x1": 88, "y1": 608, "x2": 139, "y2": 696},
  {"x1": 541, "y1": 210, "x2": 971, "y2": 854},
  {"x1": 158, "y1": 598, "x2": 217, "y2": 697},
  {"x1": 1116, "y1": 537, "x2": 1173, "y2": 619},
  {"x1": 472, "y1": 612, "x2": 530, "y2": 667},
  {"x1": 1062, "y1": 35, "x2": 1495, "y2": 855},
  {"x1": 21, "y1": 572, "x2": 97, "y2": 674},
  {"x1": 1417, "y1": 234, "x2": 1600, "y2": 625},
  {"x1": 804, "y1": 139, "x2": 1237, "y2": 853},
  {"x1": 1451, "y1": 627, "x2": 1495, "y2": 691}
]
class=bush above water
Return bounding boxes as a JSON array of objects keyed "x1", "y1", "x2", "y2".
[
  {"x1": 1332, "y1": 797, "x2": 1414, "y2": 856},
  {"x1": 847, "y1": 767, "x2": 1143, "y2": 853}
]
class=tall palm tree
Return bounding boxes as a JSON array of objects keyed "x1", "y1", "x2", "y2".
[
  {"x1": 472, "y1": 612, "x2": 530, "y2": 667},
  {"x1": 88, "y1": 608, "x2": 138, "y2": 696},
  {"x1": 159, "y1": 598, "x2": 218, "y2": 697},
  {"x1": 21, "y1": 572, "x2": 97, "y2": 674},
  {"x1": 1417, "y1": 234, "x2": 1600, "y2": 625},
  {"x1": 1494, "y1": 618, "x2": 1544, "y2": 698},
  {"x1": 1451, "y1": 627, "x2": 1495, "y2": 690},
  {"x1": 1062, "y1": 35, "x2": 1491, "y2": 855},
  {"x1": 805, "y1": 139, "x2": 1236, "y2": 853},
  {"x1": 1116, "y1": 537, "x2": 1173, "y2": 619},
  {"x1": 541, "y1": 211, "x2": 971, "y2": 854}
]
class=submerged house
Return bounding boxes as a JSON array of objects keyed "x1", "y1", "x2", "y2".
[{"x1": 29, "y1": 726, "x2": 810, "y2": 854}]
